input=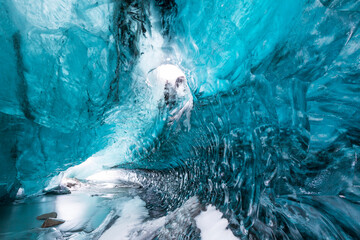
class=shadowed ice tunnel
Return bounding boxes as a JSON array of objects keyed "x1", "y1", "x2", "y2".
[{"x1": 0, "y1": 0, "x2": 360, "y2": 239}]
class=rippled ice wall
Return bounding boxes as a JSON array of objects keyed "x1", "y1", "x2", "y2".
[{"x1": 0, "y1": 0, "x2": 360, "y2": 239}]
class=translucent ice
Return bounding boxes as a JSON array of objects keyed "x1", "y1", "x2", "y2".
[{"x1": 0, "y1": 0, "x2": 359, "y2": 239}]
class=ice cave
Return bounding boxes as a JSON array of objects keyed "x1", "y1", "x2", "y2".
[{"x1": 0, "y1": 0, "x2": 359, "y2": 239}]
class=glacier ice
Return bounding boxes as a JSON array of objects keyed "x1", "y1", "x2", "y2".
[{"x1": 0, "y1": 0, "x2": 360, "y2": 239}]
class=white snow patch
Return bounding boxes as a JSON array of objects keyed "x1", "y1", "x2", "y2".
[
  {"x1": 195, "y1": 205, "x2": 237, "y2": 240},
  {"x1": 99, "y1": 197, "x2": 148, "y2": 240},
  {"x1": 86, "y1": 169, "x2": 140, "y2": 185}
]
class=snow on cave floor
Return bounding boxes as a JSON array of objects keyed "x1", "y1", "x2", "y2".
[{"x1": 0, "y1": 175, "x2": 236, "y2": 240}]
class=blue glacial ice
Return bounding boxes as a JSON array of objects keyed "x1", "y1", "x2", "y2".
[{"x1": 0, "y1": 0, "x2": 360, "y2": 239}]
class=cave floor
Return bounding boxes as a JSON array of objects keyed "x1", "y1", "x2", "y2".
[{"x1": 0, "y1": 183, "x2": 141, "y2": 239}]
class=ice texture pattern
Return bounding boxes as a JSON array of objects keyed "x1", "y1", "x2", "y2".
[{"x1": 0, "y1": 0, "x2": 360, "y2": 239}]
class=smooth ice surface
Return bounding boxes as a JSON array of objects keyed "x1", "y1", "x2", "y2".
[
  {"x1": 0, "y1": 179, "x2": 149, "y2": 239},
  {"x1": 0, "y1": 192, "x2": 111, "y2": 237},
  {"x1": 0, "y1": 0, "x2": 360, "y2": 239}
]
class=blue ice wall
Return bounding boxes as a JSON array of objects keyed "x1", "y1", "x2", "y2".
[
  {"x1": 0, "y1": 0, "x2": 360, "y2": 238},
  {"x1": 0, "y1": 0, "x2": 178, "y2": 197},
  {"x1": 166, "y1": 0, "x2": 360, "y2": 238},
  {"x1": 0, "y1": 0, "x2": 120, "y2": 197}
]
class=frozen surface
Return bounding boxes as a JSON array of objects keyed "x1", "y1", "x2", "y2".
[
  {"x1": 0, "y1": 185, "x2": 126, "y2": 239},
  {"x1": 0, "y1": 0, "x2": 360, "y2": 239},
  {"x1": 99, "y1": 197, "x2": 148, "y2": 240},
  {"x1": 195, "y1": 205, "x2": 237, "y2": 240}
]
